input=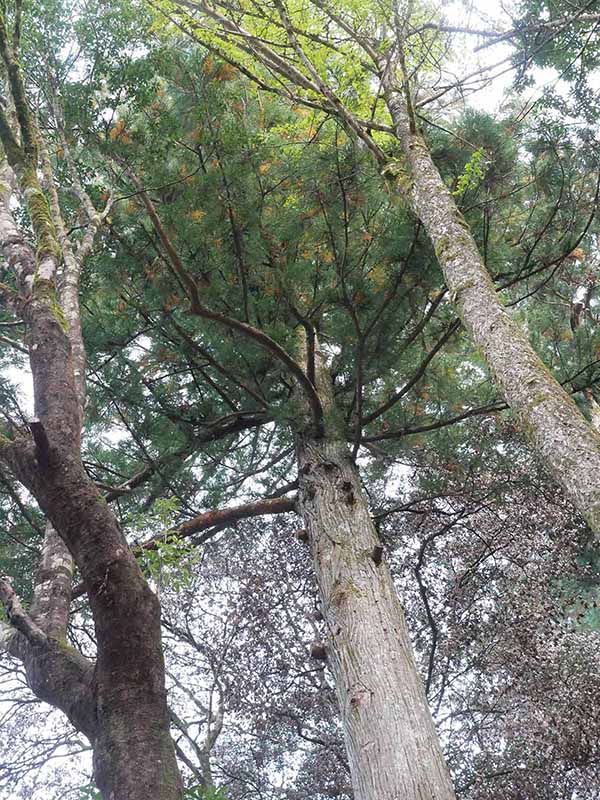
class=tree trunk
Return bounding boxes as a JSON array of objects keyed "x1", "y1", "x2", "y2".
[
  {"x1": 382, "y1": 76, "x2": 600, "y2": 537},
  {"x1": 27, "y1": 261, "x2": 181, "y2": 800},
  {"x1": 0, "y1": 29, "x2": 184, "y2": 793},
  {"x1": 297, "y1": 436, "x2": 455, "y2": 800},
  {"x1": 295, "y1": 346, "x2": 455, "y2": 800},
  {"x1": 0, "y1": 203, "x2": 183, "y2": 800}
]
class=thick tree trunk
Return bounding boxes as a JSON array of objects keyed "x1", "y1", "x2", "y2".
[
  {"x1": 0, "y1": 201, "x2": 183, "y2": 800},
  {"x1": 22, "y1": 271, "x2": 182, "y2": 800},
  {"x1": 0, "y1": 51, "x2": 184, "y2": 795},
  {"x1": 295, "y1": 341, "x2": 455, "y2": 800},
  {"x1": 297, "y1": 435, "x2": 455, "y2": 800},
  {"x1": 383, "y1": 77, "x2": 600, "y2": 537}
]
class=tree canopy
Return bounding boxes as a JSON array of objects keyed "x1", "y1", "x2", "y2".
[{"x1": 1, "y1": 1, "x2": 600, "y2": 799}]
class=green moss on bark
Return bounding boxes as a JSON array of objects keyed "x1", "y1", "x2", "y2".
[
  {"x1": 33, "y1": 275, "x2": 68, "y2": 332},
  {"x1": 434, "y1": 234, "x2": 453, "y2": 261},
  {"x1": 22, "y1": 170, "x2": 61, "y2": 264}
]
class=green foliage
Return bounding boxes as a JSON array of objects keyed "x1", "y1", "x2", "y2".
[
  {"x1": 149, "y1": 0, "x2": 447, "y2": 148},
  {"x1": 141, "y1": 535, "x2": 201, "y2": 592},
  {"x1": 129, "y1": 498, "x2": 201, "y2": 591},
  {"x1": 2, "y1": 3, "x2": 600, "y2": 796},
  {"x1": 451, "y1": 147, "x2": 486, "y2": 196},
  {"x1": 76, "y1": 785, "x2": 102, "y2": 800}
]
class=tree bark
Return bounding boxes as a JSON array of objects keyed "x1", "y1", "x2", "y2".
[
  {"x1": 295, "y1": 347, "x2": 456, "y2": 800},
  {"x1": 0, "y1": 22, "x2": 183, "y2": 795},
  {"x1": 382, "y1": 74, "x2": 600, "y2": 537},
  {"x1": 0, "y1": 183, "x2": 183, "y2": 800}
]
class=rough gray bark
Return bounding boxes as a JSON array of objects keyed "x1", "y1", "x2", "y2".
[
  {"x1": 296, "y1": 345, "x2": 456, "y2": 800},
  {"x1": 382, "y1": 74, "x2": 600, "y2": 537}
]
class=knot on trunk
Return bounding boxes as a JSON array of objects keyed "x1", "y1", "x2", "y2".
[
  {"x1": 371, "y1": 544, "x2": 384, "y2": 566},
  {"x1": 340, "y1": 480, "x2": 356, "y2": 507},
  {"x1": 29, "y1": 419, "x2": 52, "y2": 469},
  {"x1": 294, "y1": 528, "x2": 309, "y2": 544},
  {"x1": 309, "y1": 641, "x2": 328, "y2": 661}
]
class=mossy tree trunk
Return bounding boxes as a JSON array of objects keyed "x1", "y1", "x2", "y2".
[{"x1": 382, "y1": 72, "x2": 600, "y2": 537}]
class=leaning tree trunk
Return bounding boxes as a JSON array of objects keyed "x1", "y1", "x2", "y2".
[
  {"x1": 295, "y1": 346, "x2": 456, "y2": 800},
  {"x1": 382, "y1": 72, "x2": 600, "y2": 537}
]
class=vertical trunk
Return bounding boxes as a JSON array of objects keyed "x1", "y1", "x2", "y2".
[
  {"x1": 382, "y1": 77, "x2": 600, "y2": 536},
  {"x1": 295, "y1": 344, "x2": 455, "y2": 800},
  {"x1": 30, "y1": 524, "x2": 74, "y2": 638},
  {"x1": 0, "y1": 160, "x2": 98, "y2": 741},
  {"x1": 15, "y1": 431, "x2": 184, "y2": 800},
  {"x1": 297, "y1": 436, "x2": 455, "y2": 800},
  {"x1": 29, "y1": 136, "x2": 84, "y2": 645},
  {"x1": 0, "y1": 171, "x2": 182, "y2": 800},
  {"x1": 23, "y1": 301, "x2": 182, "y2": 800}
]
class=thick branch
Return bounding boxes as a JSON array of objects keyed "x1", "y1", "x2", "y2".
[
  {"x1": 0, "y1": 577, "x2": 97, "y2": 741},
  {"x1": 142, "y1": 495, "x2": 296, "y2": 551},
  {"x1": 71, "y1": 495, "x2": 296, "y2": 600}
]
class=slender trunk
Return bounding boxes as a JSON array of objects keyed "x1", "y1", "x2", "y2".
[
  {"x1": 30, "y1": 524, "x2": 74, "y2": 638},
  {"x1": 295, "y1": 344, "x2": 455, "y2": 800},
  {"x1": 26, "y1": 242, "x2": 181, "y2": 798},
  {"x1": 383, "y1": 77, "x2": 600, "y2": 536}
]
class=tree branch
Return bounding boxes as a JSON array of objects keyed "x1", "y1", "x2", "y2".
[
  {"x1": 0, "y1": 576, "x2": 47, "y2": 647},
  {"x1": 129, "y1": 171, "x2": 325, "y2": 434},
  {"x1": 71, "y1": 495, "x2": 296, "y2": 599}
]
